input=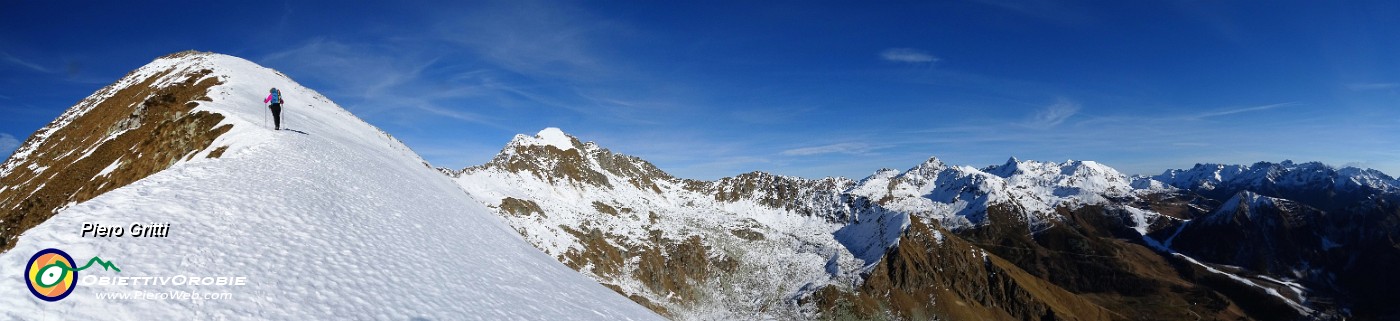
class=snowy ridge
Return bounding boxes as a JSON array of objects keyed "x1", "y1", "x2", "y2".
[
  {"x1": 0, "y1": 53, "x2": 211, "y2": 178},
  {"x1": 848, "y1": 156, "x2": 1157, "y2": 231},
  {"x1": 453, "y1": 137, "x2": 874, "y2": 319},
  {"x1": 1208, "y1": 191, "x2": 1278, "y2": 222},
  {"x1": 0, "y1": 52, "x2": 659, "y2": 320},
  {"x1": 449, "y1": 129, "x2": 1187, "y2": 318},
  {"x1": 1142, "y1": 160, "x2": 1400, "y2": 195},
  {"x1": 450, "y1": 127, "x2": 1400, "y2": 319},
  {"x1": 501, "y1": 127, "x2": 581, "y2": 154}
]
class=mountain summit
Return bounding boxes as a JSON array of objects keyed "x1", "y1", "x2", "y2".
[
  {"x1": 450, "y1": 127, "x2": 1399, "y2": 320},
  {"x1": 5, "y1": 51, "x2": 1395, "y2": 320},
  {"x1": 0, "y1": 52, "x2": 660, "y2": 320}
]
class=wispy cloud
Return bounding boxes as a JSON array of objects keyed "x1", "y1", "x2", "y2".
[
  {"x1": 911, "y1": 99, "x2": 1352, "y2": 175},
  {"x1": 782, "y1": 142, "x2": 875, "y2": 156},
  {"x1": 1347, "y1": 82, "x2": 1400, "y2": 91},
  {"x1": 0, "y1": 133, "x2": 19, "y2": 158},
  {"x1": 880, "y1": 48, "x2": 938, "y2": 64},
  {"x1": 434, "y1": 1, "x2": 620, "y2": 81},
  {"x1": 729, "y1": 106, "x2": 814, "y2": 124},
  {"x1": 260, "y1": 38, "x2": 502, "y2": 129},
  {"x1": 254, "y1": 2, "x2": 709, "y2": 173},
  {"x1": 1, "y1": 52, "x2": 53, "y2": 73},
  {"x1": 973, "y1": 0, "x2": 1092, "y2": 24},
  {"x1": 412, "y1": 102, "x2": 494, "y2": 125},
  {"x1": 1190, "y1": 102, "x2": 1293, "y2": 119},
  {"x1": 424, "y1": 1, "x2": 691, "y2": 126},
  {"x1": 1021, "y1": 98, "x2": 1079, "y2": 129}
]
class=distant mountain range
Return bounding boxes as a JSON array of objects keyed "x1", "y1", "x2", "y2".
[
  {"x1": 2, "y1": 51, "x2": 1396, "y2": 320},
  {"x1": 445, "y1": 128, "x2": 1400, "y2": 320}
]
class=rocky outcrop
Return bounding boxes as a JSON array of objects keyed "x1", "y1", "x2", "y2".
[{"x1": 0, "y1": 51, "x2": 230, "y2": 253}]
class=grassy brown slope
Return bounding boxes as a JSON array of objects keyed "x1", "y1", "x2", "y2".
[
  {"x1": 958, "y1": 204, "x2": 1254, "y2": 320},
  {"x1": 809, "y1": 218, "x2": 1113, "y2": 321},
  {"x1": 0, "y1": 51, "x2": 229, "y2": 254}
]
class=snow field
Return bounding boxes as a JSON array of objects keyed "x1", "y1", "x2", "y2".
[{"x1": 0, "y1": 53, "x2": 661, "y2": 320}]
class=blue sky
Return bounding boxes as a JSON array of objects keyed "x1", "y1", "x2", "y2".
[{"x1": 2, "y1": 1, "x2": 1398, "y2": 179}]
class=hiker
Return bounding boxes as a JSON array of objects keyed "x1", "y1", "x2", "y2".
[{"x1": 265, "y1": 87, "x2": 284, "y2": 130}]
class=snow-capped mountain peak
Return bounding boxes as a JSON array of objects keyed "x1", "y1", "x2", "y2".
[
  {"x1": 449, "y1": 125, "x2": 1400, "y2": 319},
  {"x1": 896, "y1": 156, "x2": 947, "y2": 181},
  {"x1": 512, "y1": 127, "x2": 580, "y2": 152},
  {"x1": 471, "y1": 127, "x2": 674, "y2": 192},
  {"x1": 1143, "y1": 160, "x2": 1400, "y2": 209},
  {"x1": 983, "y1": 156, "x2": 1024, "y2": 177},
  {"x1": 1211, "y1": 190, "x2": 1278, "y2": 219},
  {"x1": 0, "y1": 52, "x2": 659, "y2": 320}
]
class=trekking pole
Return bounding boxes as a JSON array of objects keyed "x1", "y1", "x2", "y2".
[{"x1": 264, "y1": 104, "x2": 270, "y2": 129}]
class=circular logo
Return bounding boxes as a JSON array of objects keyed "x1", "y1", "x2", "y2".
[{"x1": 26, "y1": 248, "x2": 77, "y2": 302}]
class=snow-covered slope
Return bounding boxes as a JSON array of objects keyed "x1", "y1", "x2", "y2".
[
  {"x1": 447, "y1": 127, "x2": 1400, "y2": 319},
  {"x1": 848, "y1": 156, "x2": 1154, "y2": 231},
  {"x1": 0, "y1": 52, "x2": 659, "y2": 320},
  {"x1": 1131, "y1": 161, "x2": 1400, "y2": 319},
  {"x1": 447, "y1": 129, "x2": 1184, "y2": 319},
  {"x1": 451, "y1": 129, "x2": 872, "y2": 319}
]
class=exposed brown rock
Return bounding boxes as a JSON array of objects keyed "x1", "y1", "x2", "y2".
[
  {"x1": 591, "y1": 148, "x2": 672, "y2": 194},
  {"x1": 729, "y1": 228, "x2": 765, "y2": 241},
  {"x1": 206, "y1": 145, "x2": 229, "y2": 159},
  {"x1": 593, "y1": 201, "x2": 619, "y2": 216},
  {"x1": 498, "y1": 197, "x2": 545, "y2": 217},
  {"x1": 554, "y1": 224, "x2": 738, "y2": 318},
  {"x1": 634, "y1": 235, "x2": 714, "y2": 302},
  {"x1": 809, "y1": 218, "x2": 1114, "y2": 321},
  {"x1": 604, "y1": 283, "x2": 673, "y2": 317},
  {"x1": 561, "y1": 226, "x2": 628, "y2": 278},
  {"x1": 0, "y1": 54, "x2": 228, "y2": 253}
]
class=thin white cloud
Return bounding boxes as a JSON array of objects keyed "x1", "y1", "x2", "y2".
[
  {"x1": 1, "y1": 52, "x2": 52, "y2": 73},
  {"x1": 1347, "y1": 82, "x2": 1400, "y2": 91},
  {"x1": 972, "y1": 0, "x2": 1092, "y2": 24},
  {"x1": 0, "y1": 133, "x2": 20, "y2": 158},
  {"x1": 1191, "y1": 102, "x2": 1294, "y2": 119},
  {"x1": 260, "y1": 38, "x2": 505, "y2": 129},
  {"x1": 729, "y1": 106, "x2": 814, "y2": 124},
  {"x1": 1021, "y1": 98, "x2": 1079, "y2": 129},
  {"x1": 880, "y1": 48, "x2": 938, "y2": 63},
  {"x1": 428, "y1": 1, "x2": 683, "y2": 125},
  {"x1": 434, "y1": 1, "x2": 618, "y2": 81},
  {"x1": 782, "y1": 142, "x2": 873, "y2": 156}
]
